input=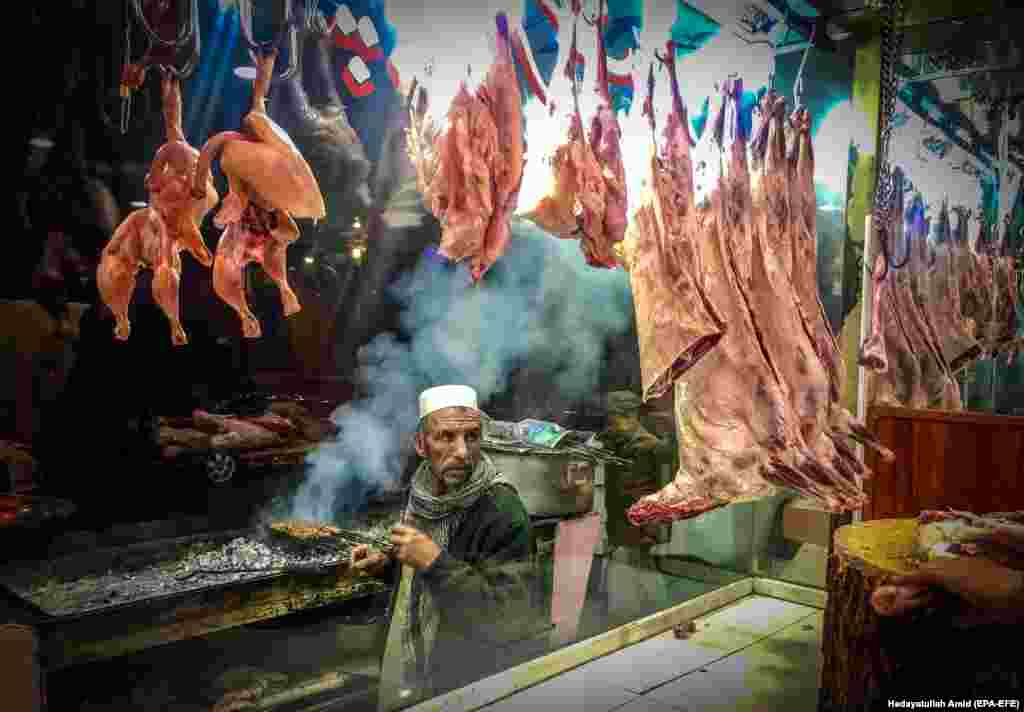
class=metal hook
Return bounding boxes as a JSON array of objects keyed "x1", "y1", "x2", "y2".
[
  {"x1": 131, "y1": 0, "x2": 195, "y2": 49},
  {"x1": 239, "y1": 0, "x2": 299, "y2": 79}
]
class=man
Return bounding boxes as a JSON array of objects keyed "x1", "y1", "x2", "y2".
[
  {"x1": 351, "y1": 385, "x2": 543, "y2": 704},
  {"x1": 599, "y1": 391, "x2": 675, "y2": 548}
]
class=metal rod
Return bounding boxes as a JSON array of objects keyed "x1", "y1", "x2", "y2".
[{"x1": 902, "y1": 63, "x2": 1023, "y2": 84}]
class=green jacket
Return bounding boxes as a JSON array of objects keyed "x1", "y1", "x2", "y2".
[{"x1": 397, "y1": 483, "x2": 545, "y2": 697}]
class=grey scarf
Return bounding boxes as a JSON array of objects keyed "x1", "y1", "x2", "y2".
[{"x1": 399, "y1": 453, "x2": 510, "y2": 693}]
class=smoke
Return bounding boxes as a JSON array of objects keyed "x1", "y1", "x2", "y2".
[{"x1": 290, "y1": 219, "x2": 634, "y2": 523}]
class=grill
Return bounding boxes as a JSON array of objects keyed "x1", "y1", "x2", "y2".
[
  {"x1": 1, "y1": 521, "x2": 394, "y2": 620},
  {"x1": 0, "y1": 520, "x2": 397, "y2": 670}
]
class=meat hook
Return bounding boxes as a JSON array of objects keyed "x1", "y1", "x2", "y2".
[
  {"x1": 238, "y1": 0, "x2": 299, "y2": 80},
  {"x1": 131, "y1": 0, "x2": 195, "y2": 49},
  {"x1": 131, "y1": 0, "x2": 201, "y2": 79}
]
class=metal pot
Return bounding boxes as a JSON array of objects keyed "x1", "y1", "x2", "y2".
[{"x1": 483, "y1": 444, "x2": 595, "y2": 518}]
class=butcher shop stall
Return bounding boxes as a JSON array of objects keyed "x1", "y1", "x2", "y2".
[{"x1": 3, "y1": 0, "x2": 1023, "y2": 710}]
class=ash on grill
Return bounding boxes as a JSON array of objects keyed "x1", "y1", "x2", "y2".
[{"x1": 10, "y1": 521, "x2": 395, "y2": 618}]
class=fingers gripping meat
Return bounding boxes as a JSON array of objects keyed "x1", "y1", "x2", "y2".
[
  {"x1": 871, "y1": 584, "x2": 933, "y2": 616},
  {"x1": 193, "y1": 50, "x2": 323, "y2": 337},
  {"x1": 97, "y1": 72, "x2": 218, "y2": 346}
]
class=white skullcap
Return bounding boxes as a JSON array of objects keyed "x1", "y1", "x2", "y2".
[{"x1": 419, "y1": 385, "x2": 479, "y2": 421}]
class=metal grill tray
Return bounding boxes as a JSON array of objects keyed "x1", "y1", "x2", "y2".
[{"x1": 0, "y1": 526, "x2": 386, "y2": 622}]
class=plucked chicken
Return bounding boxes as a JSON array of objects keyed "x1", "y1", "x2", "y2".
[
  {"x1": 97, "y1": 71, "x2": 218, "y2": 346},
  {"x1": 192, "y1": 49, "x2": 325, "y2": 338}
]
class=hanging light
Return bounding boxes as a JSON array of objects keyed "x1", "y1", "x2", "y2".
[
  {"x1": 29, "y1": 136, "x2": 55, "y2": 149},
  {"x1": 304, "y1": 255, "x2": 315, "y2": 264},
  {"x1": 234, "y1": 66, "x2": 259, "y2": 81},
  {"x1": 351, "y1": 247, "x2": 364, "y2": 261},
  {"x1": 353, "y1": 217, "x2": 362, "y2": 230}
]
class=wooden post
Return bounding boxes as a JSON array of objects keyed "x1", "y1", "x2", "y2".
[{"x1": 819, "y1": 518, "x2": 920, "y2": 711}]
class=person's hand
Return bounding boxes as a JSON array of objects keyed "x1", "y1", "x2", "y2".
[
  {"x1": 350, "y1": 543, "x2": 390, "y2": 577},
  {"x1": 598, "y1": 430, "x2": 663, "y2": 458},
  {"x1": 890, "y1": 557, "x2": 1024, "y2": 627},
  {"x1": 390, "y1": 525, "x2": 442, "y2": 572}
]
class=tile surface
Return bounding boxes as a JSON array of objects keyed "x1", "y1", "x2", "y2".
[
  {"x1": 476, "y1": 596, "x2": 823, "y2": 712},
  {"x1": 479, "y1": 670, "x2": 637, "y2": 712},
  {"x1": 643, "y1": 613, "x2": 822, "y2": 712}
]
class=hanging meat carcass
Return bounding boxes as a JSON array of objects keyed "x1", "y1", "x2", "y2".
[
  {"x1": 524, "y1": 19, "x2": 609, "y2": 266},
  {"x1": 192, "y1": 49, "x2": 326, "y2": 338},
  {"x1": 894, "y1": 195, "x2": 962, "y2": 409},
  {"x1": 406, "y1": 14, "x2": 525, "y2": 281},
  {"x1": 917, "y1": 201, "x2": 981, "y2": 372},
  {"x1": 98, "y1": 71, "x2": 219, "y2": 346},
  {"x1": 859, "y1": 172, "x2": 960, "y2": 410},
  {"x1": 744, "y1": 90, "x2": 876, "y2": 502},
  {"x1": 628, "y1": 47, "x2": 724, "y2": 403},
  {"x1": 627, "y1": 63, "x2": 895, "y2": 524},
  {"x1": 627, "y1": 80, "x2": 858, "y2": 525},
  {"x1": 586, "y1": 0, "x2": 628, "y2": 264}
]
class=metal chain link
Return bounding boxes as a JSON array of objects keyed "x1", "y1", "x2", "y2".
[{"x1": 872, "y1": 0, "x2": 905, "y2": 250}]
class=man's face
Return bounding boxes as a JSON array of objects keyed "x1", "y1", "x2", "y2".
[{"x1": 415, "y1": 407, "x2": 482, "y2": 493}]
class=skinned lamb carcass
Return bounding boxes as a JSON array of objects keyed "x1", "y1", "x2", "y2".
[
  {"x1": 524, "y1": 20, "x2": 608, "y2": 266},
  {"x1": 860, "y1": 170, "x2": 960, "y2": 410},
  {"x1": 786, "y1": 106, "x2": 892, "y2": 456},
  {"x1": 628, "y1": 45, "x2": 724, "y2": 402},
  {"x1": 628, "y1": 85, "x2": 825, "y2": 524},
  {"x1": 743, "y1": 91, "x2": 869, "y2": 505},
  {"x1": 890, "y1": 194, "x2": 961, "y2": 409},
  {"x1": 919, "y1": 202, "x2": 981, "y2": 372},
  {"x1": 406, "y1": 14, "x2": 524, "y2": 281},
  {"x1": 628, "y1": 77, "x2": 888, "y2": 525},
  {"x1": 97, "y1": 71, "x2": 218, "y2": 346},
  {"x1": 192, "y1": 49, "x2": 325, "y2": 338},
  {"x1": 586, "y1": 0, "x2": 628, "y2": 265}
]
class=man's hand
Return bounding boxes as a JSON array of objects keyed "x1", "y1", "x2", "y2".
[
  {"x1": 350, "y1": 544, "x2": 390, "y2": 577},
  {"x1": 599, "y1": 430, "x2": 665, "y2": 459},
  {"x1": 390, "y1": 525, "x2": 442, "y2": 572},
  {"x1": 890, "y1": 557, "x2": 1024, "y2": 627}
]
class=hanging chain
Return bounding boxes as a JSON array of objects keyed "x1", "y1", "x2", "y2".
[
  {"x1": 121, "y1": 0, "x2": 134, "y2": 134},
  {"x1": 131, "y1": 0, "x2": 194, "y2": 48},
  {"x1": 793, "y1": 21, "x2": 817, "y2": 108},
  {"x1": 872, "y1": 0, "x2": 905, "y2": 252}
]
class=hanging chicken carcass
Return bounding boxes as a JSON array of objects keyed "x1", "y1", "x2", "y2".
[
  {"x1": 192, "y1": 49, "x2": 326, "y2": 338},
  {"x1": 98, "y1": 71, "x2": 219, "y2": 346},
  {"x1": 406, "y1": 14, "x2": 525, "y2": 282}
]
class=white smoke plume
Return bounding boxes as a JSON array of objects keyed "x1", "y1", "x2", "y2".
[{"x1": 289, "y1": 219, "x2": 634, "y2": 523}]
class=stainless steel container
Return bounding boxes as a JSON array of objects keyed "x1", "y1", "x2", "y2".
[{"x1": 483, "y1": 443, "x2": 595, "y2": 517}]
